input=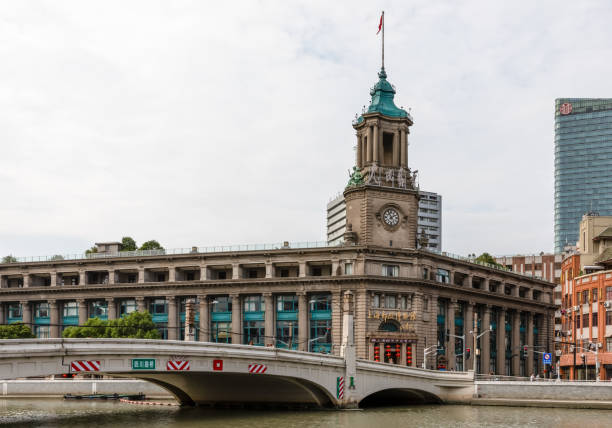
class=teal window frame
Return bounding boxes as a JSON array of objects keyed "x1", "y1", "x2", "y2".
[
  {"x1": 211, "y1": 321, "x2": 231, "y2": 343},
  {"x1": 309, "y1": 319, "x2": 331, "y2": 353},
  {"x1": 276, "y1": 320, "x2": 298, "y2": 349},
  {"x1": 89, "y1": 300, "x2": 108, "y2": 320},
  {"x1": 120, "y1": 299, "x2": 137, "y2": 316},
  {"x1": 7, "y1": 303, "x2": 22, "y2": 323},
  {"x1": 243, "y1": 320, "x2": 265, "y2": 345}
]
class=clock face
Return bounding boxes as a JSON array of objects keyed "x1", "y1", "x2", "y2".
[{"x1": 383, "y1": 208, "x2": 400, "y2": 227}]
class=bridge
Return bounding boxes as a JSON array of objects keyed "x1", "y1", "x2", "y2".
[{"x1": 0, "y1": 339, "x2": 473, "y2": 408}]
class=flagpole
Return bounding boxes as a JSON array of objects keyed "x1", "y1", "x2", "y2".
[{"x1": 382, "y1": 11, "x2": 385, "y2": 69}]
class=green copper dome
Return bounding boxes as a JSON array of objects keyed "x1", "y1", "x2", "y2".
[{"x1": 357, "y1": 68, "x2": 408, "y2": 123}]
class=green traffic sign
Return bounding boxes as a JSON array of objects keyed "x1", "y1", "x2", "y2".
[{"x1": 131, "y1": 358, "x2": 156, "y2": 370}]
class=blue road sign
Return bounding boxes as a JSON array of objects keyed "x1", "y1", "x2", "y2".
[{"x1": 543, "y1": 353, "x2": 552, "y2": 365}]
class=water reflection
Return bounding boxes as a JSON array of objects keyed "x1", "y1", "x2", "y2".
[{"x1": 1, "y1": 399, "x2": 611, "y2": 428}]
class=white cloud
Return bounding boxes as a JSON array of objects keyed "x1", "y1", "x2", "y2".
[{"x1": 1, "y1": 0, "x2": 611, "y2": 257}]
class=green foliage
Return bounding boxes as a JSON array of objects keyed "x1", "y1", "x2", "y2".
[
  {"x1": 139, "y1": 240, "x2": 164, "y2": 251},
  {"x1": 120, "y1": 237, "x2": 137, "y2": 252},
  {"x1": 2, "y1": 255, "x2": 17, "y2": 263},
  {"x1": 49, "y1": 254, "x2": 64, "y2": 261},
  {"x1": 85, "y1": 246, "x2": 98, "y2": 255},
  {"x1": 474, "y1": 252, "x2": 503, "y2": 268},
  {"x1": 62, "y1": 311, "x2": 161, "y2": 339},
  {"x1": 0, "y1": 323, "x2": 35, "y2": 339}
]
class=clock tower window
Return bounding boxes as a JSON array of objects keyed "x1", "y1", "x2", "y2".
[{"x1": 382, "y1": 132, "x2": 394, "y2": 165}]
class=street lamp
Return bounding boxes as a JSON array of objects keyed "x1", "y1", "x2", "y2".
[
  {"x1": 470, "y1": 324, "x2": 492, "y2": 374},
  {"x1": 570, "y1": 342, "x2": 601, "y2": 381}
]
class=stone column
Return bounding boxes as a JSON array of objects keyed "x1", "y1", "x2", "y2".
[
  {"x1": 167, "y1": 296, "x2": 178, "y2": 340},
  {"x1": 200, "y1": 264, "x2": 208, "y2": 280},
  {"x1": 447, "y1": 300, "x2": 457, "y2": 370},
  {"x1": 331, "y1": 259, "x2": 339, "y2": 276},
  {"x1": 499, "y1": 281, "x2": 506, "y2": 295},
  {"x1": 465, "y1": 274, "x2": 473, "y2": 288},
  {"x1": 265, "y1": 262, "x2": 273, "y2": 279},
  {"x1": 526, "y1": 311, "x2": 534, "y2": 376},
  {"x1": 230, "y1": 294, "x2": 242, "y2": 344},
  {"x1": 50, "y1": 272, "x2": 57, "y2": 287},
  {"x1": 199, "y1": 296, "x2": 209, "y2": 342},
  {"x1": 79, "y1": 270, "x2": 86, "y2": 286},
  {"x1": 355, "y1": 289, "x2": 367, "y2": 359},
  {"x1": 366, "y1": 126, "x2": 373, "y2": 162},
  {"x1": 136, "y1": 296, "x2": 146, "y2": 312},
  {"x1": 0, "y1": 303, "x2": 4, "y2": 324},
  {"x1": 21, "y1": 301, "x2": 32, "y2": 327},
  {"x1": 331, "y1": 291, "x2": 342, "y2": 355},
  {"x1": 298, "y1": 292, "x2": 308, "y2": 352},
  {"x1": 392, "y1": 131, "x2": 399, "y2": 165},
  {"x1": 400, "y1": 128, "x2": 407, "y2": 168},
  {"x1": 465, "y1": 302, "x2": 474, "y2": 371},
  {"x1": 264, "y1": 293, "x2": 274, "y2": 346},
  {"x1": 482, "y1": 278, "x2": 490, "y2": 292},
  {"x1": 106, "y1": 298, "x2": 116, "y2": 320},
  {"x1": 49, "y1": 300, "x2": 60, "y2": 338},
  {"x1": 497, "y1": 308, "x2": 507, "y2": 375},
  {"x1": 299, "y1": 262, "x2": 307, "y2": 278},
  {"x1": 77, "y1": 299, "x2": 88, "y2": 326},
  {"x1": 168, "y1": 267, "x2": 176, "y2": 282},
  {"x1": 356, "y1": 133, "x2": 363, "y2": 167},
  {"x1": 512, "y1": 310, "x2": 521, "y2": 376},
  {"x1": 0, "y1": 275, "x2": 6, "y2": 288},
  {"x1": 449, "y1": 271, "x2": 455, "y2": 285},
  {"x1": 23, "y1": 274, "x2": 30, "y2": 288},
  {"x1": 232, "y1": 263, "x2": 240, "y2": 280},
  {"x1": 138, "y1": 268, "x2": 145, "y2": 283},
  {"x1": 482, "y1": 305, "x2": 491, "y2": 374},
  {"x1": 512, "y1": 284, "x2": 519, "y2": 298},
  {"x1": 106, "y1": 270, "x2": 114, "y2": 285},
  {"x1": 372, "y1": 123, "x2": 379, "y2": 163}
]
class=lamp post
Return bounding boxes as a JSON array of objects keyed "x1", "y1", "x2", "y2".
[
  {"x1": 447, "y1": 333, "x2": 466, "y2": 371},
  {"x1": 470, "y1": 323, "x2": 493, "y2": 374}
]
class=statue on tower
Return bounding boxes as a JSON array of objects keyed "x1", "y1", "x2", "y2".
[{"x1": 346, "y1": 166, "x2": 365, "y2": 188}]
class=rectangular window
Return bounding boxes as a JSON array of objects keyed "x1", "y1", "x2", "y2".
[
  {"x1": 89, "y1": 300, "x2": 108, "y2": 318},
  {"x1": 382, "y1": 264, "x2": 399, "y2": 277},
  {"x1": 280, "y1": 269, "x2": 289, "y2": 277},
  {"x1": 127, "y1": 274, "x2": 136, "y2": 283},
  {"x1": 607, "y1": 286, "x2": 612, "y2": 301},
  {"x1": 422, "y1": 268, "x2": 429, "y2": 280},
  {"x1": 120, "y1": 299, "x2": 137, "y2": 315},
  {"x1": 34, "y1": 325, "x2": 50, "y2": 339},
  {"x1": 35, "y1": 303, "x2": 49, "y2": 318},
  {"x1": 212, "y1": 296, "x2": 232, "y2": 313},
  {"x1": 575, "y1": 315, "x2": 580, "y2": 330},
  {"x1": 277, "y1": 295, "x2": 298, "y2": 312},
  {"x1": 344, "y1": 263, "x2": 353, "y2": 275},
  {"x1": 399, "y1": 296, "x2": 406, "y2": 310},
  {"x1": 372, "y1": 294, "x2": 380, "y2": 308},
  {"x1": 156, "y1": 273, "x2": 166, "y2": 282},
  {"x1": 243, "y1": 295, "x2": 264, "y2": 312},
  {"x1": 583, "y1": 290, "x2": 589, "y2": 304},
  {"x1": 310, "y1": 294, "x2": 331, "y2": 312},
  {"x1": 384, "y1": 295, "x2": 396, "y2": 309},
  {"x1": 217, "y1": 271, "x2": 227, "y2": 280},
  {"x1": 309, "y1": 319, "x2": 331, "y2": 352},
  {"x1": 607, "y1": 337, "x2": 612, "y2": 352},
  {"x1": 275, "y1": 320, "x2": 298, "y2": 349},
  {"x1": 243, "y1": 320, "x2": 265, "y2": 345},
  {"x1": 149, "y1": 299, "x2": 167, "y2": 315},
  {"x1": 593, "y1": 288, "x2": 598, "y2": 302},
  {"x1": 592, "y1": 313, "x2": 598, "y2": 327},
  {"x1": 186, "y1": 272, "x2": 195, "y2": 281},
  {"x1": 436, "y1": 269, "x2": 450, "y2": 283},
  {"x1": 211, "y1": 321, "x2": 231, "y2": 343},
  {"x1": 63, "y1": 302, "x2": 78, "y2": 317},
  {"x1": 606, "y1": 311, "x2": 612, "y2": 326},
  {"x1": 312, "y1": 267, "x2": 322, "y2": 276},
  {"x1": 248, "y1": 269, "x2": 258, "y2": 279}
]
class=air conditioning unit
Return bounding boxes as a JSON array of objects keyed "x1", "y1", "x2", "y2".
[
  {"x1": 573, "y1": 306, "x2": 580, "y2": 311},
  {"x1": 603, "y1": 301, "x2": 612, "y2": 309}
]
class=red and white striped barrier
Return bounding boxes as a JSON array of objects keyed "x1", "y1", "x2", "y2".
[
  {"x1": 71, "y1": 360, "x2": 101, "y2": 372},
  {"x1": 337, "y1": 376, "x2": 345, "y2": 399},
  {"x1": 247, "y1": 364, "x2": 267, "y2": 374},
  {"x1": 166, "y1": 360, "x2": 190, "y2": 371}
]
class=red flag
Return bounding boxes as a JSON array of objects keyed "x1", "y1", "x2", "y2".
[{"x1": 376, "y1": 13, "x2": 383, "y2": 34}]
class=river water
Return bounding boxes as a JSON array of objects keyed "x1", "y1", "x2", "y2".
[{"x1": 1, "y1": 399, "x2": 611, "y2": 427}]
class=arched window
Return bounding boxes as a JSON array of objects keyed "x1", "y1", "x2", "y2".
[{"x1": 378, "y1": 321, "x2": 399, "y2": 332}]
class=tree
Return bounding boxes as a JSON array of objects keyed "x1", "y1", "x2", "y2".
[
  {"x1": 49, "y1": 254, "x2": 64, "y2": 261},
  {"x1": 62, "y1": 311, "x2": 161, "y2": 339},
  {"x1": 474, "y1": 252, "x2": 503, "y2": 268},
  {"x1": 85, "y1": 246, "x2": 98, "y2": 255},
  {"x1": 2, "y1": 255, "x2": 17, "y2": 263},
  {"x1": 139, "y1": 240, "x2": 164, "y2": 251},
  {"x1": 0, "y1": 323, "x2": 35, "y2": 339},
  {"x1": 120, "y1": 236, "x2": 137, "y2": 252}
]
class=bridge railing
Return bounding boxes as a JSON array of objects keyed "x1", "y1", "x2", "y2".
[{"x1": 476, "y1": 374, "x2": 612, "y2": 383}]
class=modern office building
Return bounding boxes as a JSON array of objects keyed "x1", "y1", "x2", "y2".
[
  {"x1": 554, "y1": 98, "x2": 612, "y2": 253},
  {"x1": 327, "y1": 190, "x2": 442, "y2": 250},
  {"x1": 558, "y1": 213, "x2": 612, "y2": 380},
  {"x1": 0, "y1": 65, "x2": 556, "y2": 376}
]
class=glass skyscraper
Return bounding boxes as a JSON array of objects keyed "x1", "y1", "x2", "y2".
[{"x1": 554, "y1": 98, "x2": 612, "y2": 253}]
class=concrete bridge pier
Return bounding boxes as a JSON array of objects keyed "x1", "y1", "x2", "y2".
[{"x1": 340, "y1": 290, "x2": 358, "y2": 409}]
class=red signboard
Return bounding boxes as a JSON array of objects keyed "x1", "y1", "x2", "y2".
[
  {"x1": 213, "y1": 359, "x2": 223, "y2": 371},
  {"x1": 560, "y1": 103, "x2": 572, "y2": 115}
]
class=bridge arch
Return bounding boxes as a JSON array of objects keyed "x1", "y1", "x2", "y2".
[{"x1": 359, "y1": 388, "x2": 442, "y2": 407}]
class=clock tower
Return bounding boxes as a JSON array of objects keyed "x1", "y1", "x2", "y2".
[{"x1": 344, "y1": 67, "x2": 419, "y2": 249}]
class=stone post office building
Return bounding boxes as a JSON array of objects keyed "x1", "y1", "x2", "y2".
[{"x1": 0, "y1": 66, "x2": 556, "y2": 376}]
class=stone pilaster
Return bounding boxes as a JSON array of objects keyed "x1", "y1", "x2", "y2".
[
  {"x1": 264, "y1": 293, "x2": 274, "y2": 346},
  {"x1": 465, "y1": 302, "x2": 474, "y2": 371},
  {"x1": 106, "y1": 298, "x2": 116, "y2": 320},
  {"x1": 230, "y1": 294, "x2": 242, "y2": 344},
  {"x1": 198, "y1": 295, "x2": 209, "y2": 342},
  {"x1": 355, "y1": 289, "x2": 367, "y2": 359},
  {"x1": 232, "y1": 263, "x2": 240, "y2": 280},
  {"x1": 265, "y1": 262, "x2": 273, "y2": 278},
  {"x1": 50, "y1": 272, "x2": 57, "y2": 287},
  {"x1": 512, "y1": 310, "x2": 521, "y2": 375},
  {"x1": 79, "y1": 270, "x2": 86, "y2": 286},
  {"x1": 167, "y1": 296, "x2": 177, "y2": 340},
  {"x1": 481, "y1": 305, "x2": 491, "y2": 375},
  {"x1": 497, "y1": 308, "x2": 507, "y2": 375},
  {"x1": 331, "y1": 291, "x2": 342, "y2": 355},
  {"x1": 20, "y1": 301, "x2": 32, "y2": 327},
  {"x1": 297, "y1": 292, "x2": 308, "y2": 352},
  {"x1": 136, "y1": 296, "x2": 146, "y2": 312},
  {"x1": 77, "y1": 299, "x2": 87, "y2": 326},
  {"x1": 447, "y1": 300, "x2": 457, "y2": 370},
  {"x1": 168, "y1": 267, "x2": 176, "y2": 282},
  {"x1": 138, "y1": 267, "x2": 145, "y2": 284},
  {"x1": 108, "y1": 270, "x2": 115, "y2": 285},
  {"x1": 49, "y1": 300, "x2": 59, "y2": 338},
  {"x1": 23, "y1": 274, "x2": 30, "y2": 288},
  {"x1": 526, "y1": 311, "x2": 534, "y2": 376}
]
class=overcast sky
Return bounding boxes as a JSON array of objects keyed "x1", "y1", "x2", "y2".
[{"x1": 1, "y1": 1, "x2": 611, "y2": 259}]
